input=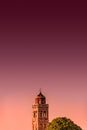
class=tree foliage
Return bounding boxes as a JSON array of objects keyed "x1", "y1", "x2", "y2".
[{"x1": 47, "y1": 117, "x2": 82, "y2": 130}]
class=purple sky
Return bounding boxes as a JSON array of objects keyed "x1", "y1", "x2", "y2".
[{"x1": 0, "y1": 1, "x2": 87, "y2": 130}]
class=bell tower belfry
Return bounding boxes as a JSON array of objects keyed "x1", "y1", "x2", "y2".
[{"x1": 32, "y1": 90, "x2": 49, "y2": 130}]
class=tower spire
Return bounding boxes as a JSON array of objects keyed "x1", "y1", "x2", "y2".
[{"x1": 39, "y1": 88, "x2": 41, "y2": 93}]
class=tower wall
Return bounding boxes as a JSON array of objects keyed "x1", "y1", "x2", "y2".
[{"x1": 32, "y1": 92, "x2": 49, "y2": 130}]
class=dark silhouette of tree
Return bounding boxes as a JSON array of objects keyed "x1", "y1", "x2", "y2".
[{"x1": 47, "y1": 117, "x2": 82, "y2": 130}]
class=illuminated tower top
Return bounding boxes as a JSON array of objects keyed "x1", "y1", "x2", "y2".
[{"x1": 35, "y1": 91, "x2": 46, "y2": 104}]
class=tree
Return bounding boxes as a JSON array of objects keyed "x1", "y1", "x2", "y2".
[{"x1": 47, "y1": 117, "x2": 82, "y2": 130}]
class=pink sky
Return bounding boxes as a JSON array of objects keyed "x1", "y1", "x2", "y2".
[{"x1": 0, "y1": 1, "x2": 87, "y2": 130}]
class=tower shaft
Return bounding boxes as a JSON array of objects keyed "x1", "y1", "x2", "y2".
[{"x1": 32, "y1": 92, "x2": 49, "y2": 130}]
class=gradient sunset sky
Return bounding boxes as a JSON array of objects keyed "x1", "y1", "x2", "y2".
[{"x1": 0, "y1": 1, "x2": 87, "y2": 130}]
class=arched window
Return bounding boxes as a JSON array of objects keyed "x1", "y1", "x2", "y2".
[
  {"x1": 40, "y1": 111, "x2": 42, "y2": 118},
  {"x1": 44, "y1": 111, "x2": 46, "y2": 117},
  {"x1": 33, "y1": 111, "x2": 37, "y2": 117}
]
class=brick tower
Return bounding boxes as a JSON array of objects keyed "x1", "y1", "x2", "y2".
[{"x1": 32, "y1": 91, "x2": 49, "y2": 130}]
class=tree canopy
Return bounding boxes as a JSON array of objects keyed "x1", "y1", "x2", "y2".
[{"x1": 47, "y1": 117, "x2": 82, "y2": 130}]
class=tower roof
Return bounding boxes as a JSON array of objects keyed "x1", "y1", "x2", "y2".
[
  {"x1": 37, "y1": 91, "x2": 45, "y2": 98},
  {"x1": 35, "y1": 91, "x2": 46, "y2": 104}
]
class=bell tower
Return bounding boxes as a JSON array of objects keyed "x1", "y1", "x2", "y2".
[{"x1": 32, "y1": 91, "x2": 49, "y2": 130}]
